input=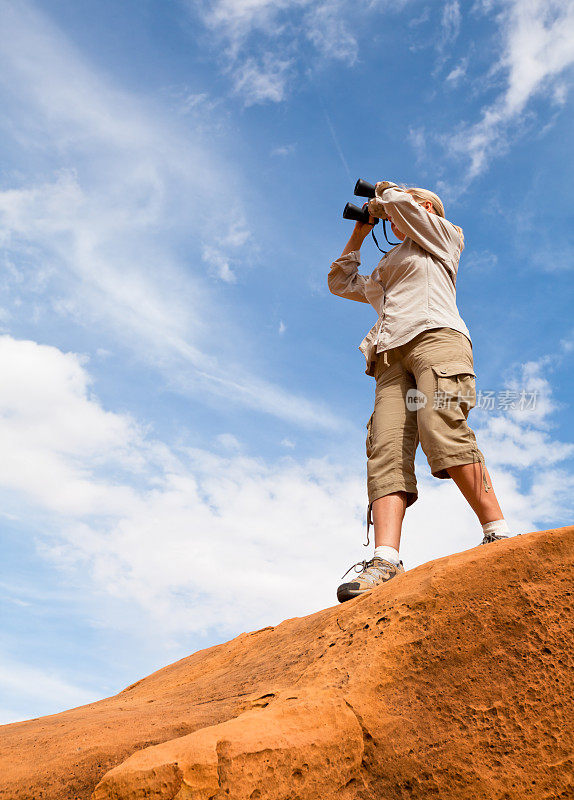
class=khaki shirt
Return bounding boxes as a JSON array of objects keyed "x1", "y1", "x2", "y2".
[{"x1": 328, "y1": 185, "x2": 472, "y2": 377}]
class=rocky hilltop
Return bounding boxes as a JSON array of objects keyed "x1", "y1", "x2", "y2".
[{"x1": 1, "y1": 526, "x2": 572, "y2": 800}]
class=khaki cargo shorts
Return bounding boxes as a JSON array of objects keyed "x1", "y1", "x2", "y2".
[{"x1": 366, "y1": 326, "x2": 490, "y2": 513}]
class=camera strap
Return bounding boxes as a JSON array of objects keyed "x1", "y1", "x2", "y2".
[
  {"x1": 371, "y1": 219, "x2": 400, "y2": 254},
  {"x1": 371, "y1": 228, "x2": 387, "y2": 253}
]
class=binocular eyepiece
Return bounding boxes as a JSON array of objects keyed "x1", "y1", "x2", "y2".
[{"x1": 343, "y1": 179, "x2": 378, "y2": 226}]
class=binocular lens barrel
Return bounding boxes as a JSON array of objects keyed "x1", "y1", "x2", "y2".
[
  {"x1": 354, "y1": 179, "x2": 376, "y2": 199},
  {"x1": 342, "y1": 179, "x2": 380, "y2": 225},
  {"x1": 343, "y1": 202, "x2": 378, "y2": 225}
]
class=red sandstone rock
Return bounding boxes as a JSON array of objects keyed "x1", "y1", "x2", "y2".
[{"x1": 1, "y1": 526, "x2": 573, "y2": 800}]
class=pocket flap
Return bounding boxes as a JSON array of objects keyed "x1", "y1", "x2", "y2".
[{"x1": 432, "y1": 361, "x2": 476, "y2": 378}]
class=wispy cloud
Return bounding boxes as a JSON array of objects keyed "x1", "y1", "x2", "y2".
[
  {"x1": 476, "y1": 355, "x2": 574, "y2": 460},
  {"x1": 0, "y1": 658, "x2": 97, "y2": 724},
  {"x1": 445, "y1": 0, "x2": 574, "y2": 178},
  {"x1": 0, "y1": 334, "x2": 366, "y2": 644},
  {"x1": 0, "y1": 336, "x2": 144, "y2": 515},
  {"x1": 408, "y1": 126, "x2": 427, "y2": 165},
  {"x1": 559, "y1": 329, "x2": 574, "y2": 354},
  {"x1": 193, "y1": 0, "x2": 298, "y2": 53},
  {"x1": 463, "y1": 249, "x2": 498, "y2": 271},
  {"x1": 405, "y1": 352, "x2": 574, "y2": 564},
  {"x1": 231, "y1": 54, "x2": 293, "y2": 104},
  {"x1": 446, "y1": 57, "x2": 468, "y2": 86},
  {"x1": 271, "y1": 143, "x2": 297, "y2": 156},
  {"x1": 201, "y1": 244, "x2": 237, "y2": 283},
  {"x1": 305, "y1": 0, "x2": 358, "y2": 64},
  {"x1": 440, "y1": 0, "x2": 462, "y2": 50},
  {"x1": 323, "y1": 110, "x2": 352, "y2": 181},
  {"x1": 409, "y1": 6, "x2": 430, "y2": 28},
  {"x1": 189, "y1": 0, "x2": 365, "y2": 106},
  {"x1": 191, "y1": 0, "x2": 306, "y2": 106},
  {"x1": 1, "y1": 334, "x2": 571, "y2": 656},
  {"x1": 0, "y1": 0, "x2": 343, "y2": 430}
]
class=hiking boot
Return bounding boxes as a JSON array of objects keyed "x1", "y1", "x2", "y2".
[
  {"x1": 479, "y1": 531, "x2": 509, "y2": 545},
  {"x1": 337, "y1": 556, "x2": 405, "y2": 603}
]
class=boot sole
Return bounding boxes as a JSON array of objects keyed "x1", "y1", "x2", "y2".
[
  {"x1": 337, "y1": 571, "x2": 404, "y2": 603},
  {"x1": 337, "y1": 585, "x2": 372, "y2": 603}
]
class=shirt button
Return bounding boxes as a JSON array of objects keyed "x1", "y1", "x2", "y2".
[{"x1": 440, "y1": 368, "x2": 447, "y2": 374}]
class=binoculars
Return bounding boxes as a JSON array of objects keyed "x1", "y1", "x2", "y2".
[{"x1": 343, "y1": 179, "x2": 386, "y2": 225}]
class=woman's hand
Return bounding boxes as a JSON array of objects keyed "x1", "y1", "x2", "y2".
[
  {"x1": 339, "y1": 215, "x2": 376, "y2": 257},
  {"x1": 353, "y1": 217, "x2": 376, "y2": 239},
  {"x1": 339, "y1": 216, "x2": 376, "y2": 257}
]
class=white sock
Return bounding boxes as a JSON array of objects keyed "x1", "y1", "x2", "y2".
[
  {"x1": 482, "y1": 519, "x2": 510, "y2": 537},
  {"x1": 374, "y1": 545, "x2": 401, "y2": 565}
]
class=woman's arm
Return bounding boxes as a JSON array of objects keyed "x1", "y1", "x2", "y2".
[
  {"x1": 328, "y1": 219, "x2": 375, "y2": 304},
  {"x1": 376, "y1": 186, "x2": 462, "y2": 263},
  {"x1": 340, "y1": 218, "x2": 375, "y2": 256}
]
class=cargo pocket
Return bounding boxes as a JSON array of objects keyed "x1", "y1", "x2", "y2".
[
  {"x1": 366, "y1": 412, "x2": 374, "y2": 458},
  {"x1": 431, "y1": 361, "x2": 476, "y2": 414}
]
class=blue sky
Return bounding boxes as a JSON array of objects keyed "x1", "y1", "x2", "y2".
[{"x1": 0, "y1": 0, "x2": 573, "y2": 724}]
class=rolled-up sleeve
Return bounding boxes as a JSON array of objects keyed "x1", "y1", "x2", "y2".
[
  {"x1": 327, "y1": 250, "x2": 370, "y2": 304},
  {"x1": 380, "y1": 187, "x2": 462, "y2": 264}
]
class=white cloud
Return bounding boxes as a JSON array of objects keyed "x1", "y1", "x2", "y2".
[
  {"x1": 168, "y1": 88, "x2": 228, "y2": 134},
  {"x1": 202, "y1": 244, "x2": 237, "y2": 283},
  {"x1": 0, "y1": 335, "x2": 367, "y2": 642},
  {"x1": 502, "y1": 0, "x2": 574, "y2": 116},
  {"x1": 0, "y1": 336, "x2": 144, "y2": 515},
  {"x1": 175, "y1": 90, "x2": 219, "y2": 116},
  {"x1": 479, "y1": 416, "x2": 574, "y2": 468},
  {"x1": 0, "y1": 658, "x2": 97, "y2": 724},
  {"x1": 470, "y1": 357, "x2": 574, "y2": 536},
  {"x1": 446, "y1": 58, "x2": 468, "y2": 85},
  {"x1": 446, "y1": 0, "x2": 574, "y2": 178},
  {"x1": 1, "y1": 334, "x2": 571, "y2": 653},
  {"x1": 552, "y1": 82, "x2": 568, "y2": 105},
  {"x1": 405, "y1": 354, "x2": 574, "y2": 560},
  {"x1": 271, "y1": 143, "x2": 297, "y2": 156},
  {"x1": 196, "y1": 0, "x2": 304, "y2": 51},
  {"x1": 409, "y1": 6, "x2": 430, "y2": 27},
  {"x1": 216, "y1": 432, "x2": 242, "y2": 450},
  {"x1": 191, "y1": 0, "x2": 365, "y2": 107},
  {"x1": 0, "y1": 0, "x2": 343, "y2": 431},
  {"x1": 231, "y1": 55, "x2": 293, "y2": 104},
  {"x1": 305, "y1": 0, "x2": 358, "y2": 64},
  {"x1": 193, "y1": 0, "x2": 309, "y2": 106},
  {"x1": 408, "y1": 126, "x2": 427, "y2": 164},
  {"x1": 440, "y1": 0, "x2": 462, "y2": 48},
  {"x1": 463, "y1": 249, "x2": 498, "y2": 271},
  {"x1": 507, "y1": 358, "x2": 564, "y2": 426}
]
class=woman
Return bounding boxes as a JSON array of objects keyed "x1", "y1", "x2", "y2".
[{"x1": 328, "y1": 181, "x2": 511, "y2": 603}]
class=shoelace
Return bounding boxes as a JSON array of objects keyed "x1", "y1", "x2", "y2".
[
  {"x1": 341, "y1": 557, "x2": 394, "y2": 581},
  {"x1": 479, "y1": 531, "x2": 509, "y2": 545}
]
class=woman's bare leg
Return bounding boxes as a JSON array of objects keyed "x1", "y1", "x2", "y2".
[
  {"x1": 446, "y1": 462, "x2": 504, "y2": 524},
  {"x1": 372, "y1": 491, "x2": 408, "y2": 549}
]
